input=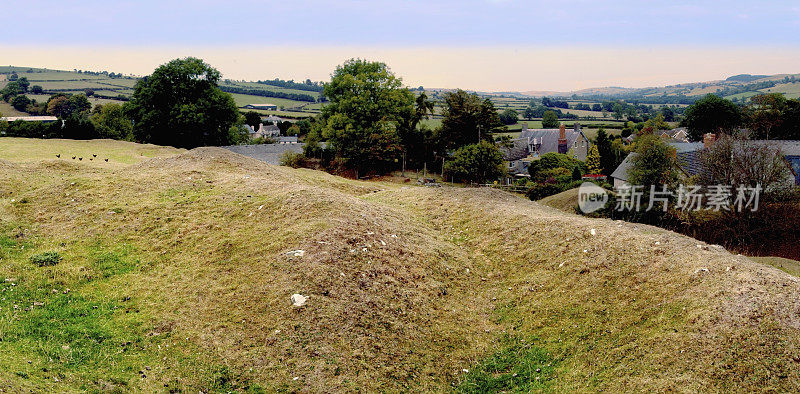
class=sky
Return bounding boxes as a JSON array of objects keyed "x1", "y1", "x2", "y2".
[{"x1": 2, "y1": 0, "x2": 800, "y2": 91}]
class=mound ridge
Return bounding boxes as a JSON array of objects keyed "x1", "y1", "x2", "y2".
[{"x1": 0, "y1": 141, "x2": 799, "y2": 392}]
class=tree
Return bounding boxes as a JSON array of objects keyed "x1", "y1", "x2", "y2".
[
  {"x1": 17, "y1": 77, "x2": 30, "y2": 93},
  {"x1": 745, "y1": 93, "x2": 786, "y2": 140},
  {"x1": 125, "y1": 57, "x2": 239, "y2": 148},
  {"x1": 682, "y1": 94, "x2": 742, "y2": 141},
  {"x1": 528, "y1": 152, "x2": 586, "y2": 179},
  {"x1": 586, "y1": 145, "x2": 602, "y2": 175},
  {"x1": 90, "y1": 103, "x2": 133, "y2": 140},
  {"x1": 437, "y1": 89, "x2": 501, "y2": 150},
  {"x1": 612, "y1": 103, "x2": 624, "y2": 120},
  {"x1": 30, "y1": 85, "x2": 43, "y2": 94},
  {"x1": 499, "y1": 109, "x2": 518, "y2": 125},
  {"x1": 243, "y1": 111, "x2": 262, "y2": 129},
  {"x1": 699, "y1": 132, "x2": 791, "y2": 192},
  {"x1": 628, "y1": 135, "x2": 678, "y2": 188},
  {"x1": 541, "y1": 110, "x2": 559, "y2": 128},
  {"x1": 443, "y1": 141, "x2": 505, "y2": 184},
  {"x1": 595, "y1": 128, "x2": 616, "y2": 176},
  {"x1": 660, "y1": 106, "x2": 675, "y2": 122},
  {"x1": 1, "y1": 82, "x2": 22, "y2": 101},
  {"x1": 640, "y1": 113, "x2": 670, "y2": 134},
  {"x1": 11, "y1": 95, "x2": 31, "y2": 112},
  {"x1": 46, "y1": 94, "x2": 90, "y2": 118},
  {"x1": 320, "y1": 59, "x2": 414, "y2": 176},
  {"x1": 396, "y1": 92, "x2": 436, "y2": 169}
]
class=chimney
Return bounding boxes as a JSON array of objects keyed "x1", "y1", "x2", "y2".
[
  {"x1": 558, "y1": 124, "x2": 568, "y2": 154},
  {"x1": 703, "y1": 133, "x2": 716, "y2": 149},
  {"x1": 573, "y1": 122, "x2": 581, "y2": 133}
]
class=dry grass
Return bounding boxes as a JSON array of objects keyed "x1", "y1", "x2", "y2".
[
  {"x1": 538, "y1": 187, "x2": 580, "y2": 213},
  {"x1": 0, "y1": 139, "x2": 799, "y2": 391}
]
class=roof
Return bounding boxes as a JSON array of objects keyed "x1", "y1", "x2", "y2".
[
  {"x1": 222, "y1": 143, "x2": 304, "y2": 165},
  {"x1": 501, "y1": 137, "x2": 531, "y2": 161},
  {"x1": 610, "y1": 140, "x2": 800, "y2": 182},
  {"x1": 610, "y1": 153, "x2": 635, "y2": 182},
  {"x1": 1, "y1": 116, "x2": 58, "y2": 122},
  {"x1": 519, "y1": 128, "x2": 588, "y2": 156}
]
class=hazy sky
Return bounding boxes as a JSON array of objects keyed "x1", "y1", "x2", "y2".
[{"x1": 3, "y1": 0, "x2": 800, "y2": 91}]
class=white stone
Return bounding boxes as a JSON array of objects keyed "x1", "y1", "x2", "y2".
[
  {"x1": 291, "y1": 294, "x2": 307, "y2": 307},
  {"x1": 286, "y1": 250, "x2": 305, "y2": 257},
  {"x1": 590, "y1": 228, "x2": 596, "y2": 236}
]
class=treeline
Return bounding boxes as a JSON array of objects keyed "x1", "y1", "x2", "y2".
[
  {"x1": 219, "y1": 85, "x2": 319, "y2": 103},
  {"x1": 254, "y1": 78, "x2": 324, "y2": 92}
]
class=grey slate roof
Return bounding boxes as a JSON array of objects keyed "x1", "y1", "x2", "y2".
[
  {"x1": 501, "y1": 138, "x2": 531, "y2": 161},
  {"x1": 610, "y1": 153, "x2": 635, "y2": 182},
  {"x1": 610, "y1": 140, "x2": 800, "y2": 183},
  {"x1": 222, "y1": 143, "x2": 304, "y2": 165},
  {"x1": 519, "y1": 129, "x2": 585, "y2": 156}
]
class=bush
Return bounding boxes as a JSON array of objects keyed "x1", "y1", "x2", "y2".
[
  {"x1": 30, "y1": 251, "x2": 62, "y2": 267},
  {"x1": 280, "y1": 151, "x2": 306, "y2": 168}
]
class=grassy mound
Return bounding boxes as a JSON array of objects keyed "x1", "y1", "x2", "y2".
[
  {"x1": 0, "y1": 139, "x2": 799, "y2": 392},
  {"x1": 538, "y1": 187, "x2": 581, "y2": 213}
]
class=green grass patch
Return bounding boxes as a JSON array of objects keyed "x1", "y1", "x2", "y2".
[
  {"x1": 456, "y1": 335, "x2": 558, "y2": 393},
  {"x1": 29, "y1": 251, "x2": 61, "y2": 267}
]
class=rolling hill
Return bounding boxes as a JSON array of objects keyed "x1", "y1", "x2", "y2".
[
  {"x1": 1, "y1": 138, "x2": 800, "y2": 391},
  {"x1": 523, "y1": 73, "x2": 800, "y2": 101}
]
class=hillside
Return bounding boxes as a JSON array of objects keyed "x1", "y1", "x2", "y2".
[
  {"x1": 523, "y1": 73, "x2": 800, "y2": 101},
  {"x1": 0, "y1": 66, "x2": 321, "y2": 119},
  {"x1": 1, "y1": 138, "x2": 800, "y2": 391}
]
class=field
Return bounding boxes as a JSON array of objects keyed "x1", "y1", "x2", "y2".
[
  {"x1": 1, "y1": 138, "x2": 800, "y2": 391},
  {"x1": 0, "y1": 66, "x2": 324, "y2": 119}
]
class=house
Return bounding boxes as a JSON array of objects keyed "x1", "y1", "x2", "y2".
[
  {"x1": 244, "y1": 103, "x2": 278, "y2": 110},
  {"x1": 276, "y1": 136, "x2": 298, "y2": 144},
  {"x1": 502, "y1": 123, "x2": 591, "y2": 177},
  {"x1": 246, "y1": 123, "x2": 281, "y2": 140},
  {"x1": 610, "y1": 135, "x2": 800, "y2": 187},
  {"x1": 658, "y1": 127, "x2": 689, "y2": 142},
  {"x1": 0, "y1": 116, "x2": 58, "y2": 123}
]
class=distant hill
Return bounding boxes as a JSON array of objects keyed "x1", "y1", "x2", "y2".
[
  {"x1": 726, "y1": 74, "x2": 769, "y2": 83},
  {"x1": 521, "y1": 73, "x2": 800, "y2": 102}
]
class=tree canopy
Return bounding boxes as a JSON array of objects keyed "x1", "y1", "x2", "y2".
[
  {"x1": 541, "y1": 110, "x2": 559, "y2": 128},
  {"x1": 437, "y1": 89, "x2": 502, "y2": 151},
  {"x1": 319, "y1": 58, "x2": 415, "y2": 175},
  {"x1": 125, "y1": 57, "x2": 239, "y2": 148},
  {"x1": 682, "y1": 94, "x2": 743, "y2": 141},
  {"x1": 443, "y1": 141, "x2": 505, "y2": 184}
]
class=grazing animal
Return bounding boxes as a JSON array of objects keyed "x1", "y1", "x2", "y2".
[
  {"x1": 104, "y1": 158, "x2": 109, "y2": 162},
  {"x1": 89, "y1": 158, "x2": 93, "y2": 161},
  {"x1": 92, "y1": 154, "x2": 97, "y2": 158},
  {"x1": 56, "y1": 154, "x2": 61, "y2": 158},
  {"x1": 72, "y1": 156, "x2": 76, "y2": 160},
  {"x1": 78, "y1": 157, "x2": 83, "y2": 161}
]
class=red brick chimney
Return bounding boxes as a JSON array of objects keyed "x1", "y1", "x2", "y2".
[{"x1": 558, "y1": 124, "x2": 568, "y2": 154}]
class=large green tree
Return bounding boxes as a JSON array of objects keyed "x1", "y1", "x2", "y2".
[
  {"x1": 320, "y1": 59, "x2": 415, "y2": 176},
  {"x1": 541, "y1": 110, "x2": 559, "y2": 128},
  {"x1": 443, "y1": 141, "x2": 505, "y2": 184},
  {"x1": 437, "y1": 89, "x2": 501, "y2": 151},
  {"x1": 125, "y1": 57, "x2": 239, "y2": 148},
  {"x1": 91, "y1": 103, "x2": 133, "y2": 140},
  {"x1": 682, "y1": 94, "x2": 743, "y2": 141}
]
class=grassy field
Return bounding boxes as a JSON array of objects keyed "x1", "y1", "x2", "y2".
[
  {"x1": 1, "y1": 138, "x2": 800, "y2": 391},
  {"x1": 750, "y1": 256, "x2": 800, "y2": 277}
]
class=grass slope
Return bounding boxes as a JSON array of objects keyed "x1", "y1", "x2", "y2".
[{"x1": 0, "y1": 139, "x2": 799, "y2": 391}]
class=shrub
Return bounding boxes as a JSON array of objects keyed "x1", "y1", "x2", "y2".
[
  {"x1": 280, "y1": 151, "x2": 306, "y2": 168},
  {"x1": 30, "y1": 251, "x2": 62, "y2": 266}
]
